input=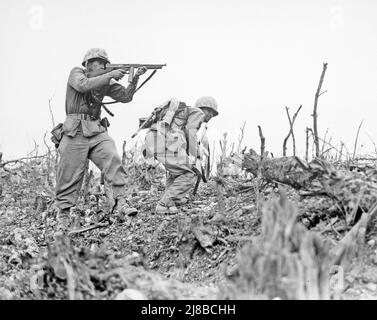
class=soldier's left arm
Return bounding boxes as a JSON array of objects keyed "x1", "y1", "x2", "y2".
[
  {"x1": 185, "y1": 107, "x2": 206, "y2": 158},
  {"x1": 105, "y1": 76, "x2": 140, "y2": 103}
]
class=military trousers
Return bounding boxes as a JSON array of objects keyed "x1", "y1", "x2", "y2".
[
  {"x1": 145, "y1": 130, "x2": 196, "y2": 207},
  {"x1": 55, "y1": 130, "x2": 126, "y2": 211}
]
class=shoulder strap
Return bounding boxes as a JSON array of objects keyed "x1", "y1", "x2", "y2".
[
  {"x1": 171, "y1": 102, "x2": 189, "y2": 130},
  {"x1": 89, "y1": 91, "x2": 115, "y2": 117}
]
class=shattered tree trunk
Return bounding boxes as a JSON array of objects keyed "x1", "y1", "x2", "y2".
[
  {"x1": 313, "y1": 63, "x2": 328, "y2": 158},
  {"x1": 242, "y1": 150, "x2": 377, "y2": 222},
  {"x1": 223, "y1": 191, "x2": 331, "y2": 299},
  {"x1": 243, "y1": 151, "x2": 317, "y2": 189}
]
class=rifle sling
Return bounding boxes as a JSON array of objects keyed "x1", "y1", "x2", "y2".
[
  {"x1": 92, "y1": 70, "x2": 158, "y2": 117},
  {"x1": 90, "y1": 94, "x2": 115, "y2": 117},
  {"x1": 101, "y1": 104, "x2": 114, "y2": 117},
  {"x1": 135, "y1": 70, "x2": 157, "y2": 93}
]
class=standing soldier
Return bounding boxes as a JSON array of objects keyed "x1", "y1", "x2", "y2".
[
  {"x1": 144, "y1": 97, "x2": 219, "y2": 214},
  {"x1": 54, "y1": 48, "x2": 147, "y2": 234}
]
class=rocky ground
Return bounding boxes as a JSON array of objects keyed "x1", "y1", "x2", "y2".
[{"x1": 1, "y1": 156, "x2": 377, "y2": 300}]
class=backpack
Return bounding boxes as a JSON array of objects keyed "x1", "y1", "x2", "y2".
[{"x1": 156, "y1": 99, "x2": 189, "y2": 131}]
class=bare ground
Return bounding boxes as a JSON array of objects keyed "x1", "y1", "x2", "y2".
[{"x1": 1, "y1": 161, "x2": 377, "y2": 300}]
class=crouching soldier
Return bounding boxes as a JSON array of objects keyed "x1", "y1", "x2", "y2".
[
  {"x1": 54, "y1": 48, "x2": 147, "y2": 234},
  {"x1": 144, "y1": 96, "x2": 218, "y2": 214}
]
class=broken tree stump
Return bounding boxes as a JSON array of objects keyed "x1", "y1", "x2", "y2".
[
  {"x1": 241, "y1": 150, "x2": 377, "y2": 224},
  {"x1": 331, "y1": 200, "x2": 377, "y2": 271},
  {"x1": 221, "y1": 190, "x2": 331, "y2": 299},
  {"x1": 242, "y1": 149, "x2": 313, "y2": 189}
]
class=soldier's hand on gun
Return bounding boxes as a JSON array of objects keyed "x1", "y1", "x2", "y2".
[
  {"x1": 135, "y1": 66, "x2": 148, "y2": 76},
  {"x1": 110, "y1": 69, "x2": 126, "y2": 81}
]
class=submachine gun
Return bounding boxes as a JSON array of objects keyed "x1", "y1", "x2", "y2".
[
  {"x1": 87, "y1": 63, "x2": 166, "y2": 85},
  {"x1": 87, "y1": 63, "x2": 166, "y2": 117}
]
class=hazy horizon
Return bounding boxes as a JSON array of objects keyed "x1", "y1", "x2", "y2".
[{"x1": 1, "y1": 0, "x2": 377, "y2": 161}]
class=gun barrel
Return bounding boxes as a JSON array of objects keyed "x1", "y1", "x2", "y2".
[
  {"x1": 87, "y1": 63, "x2": 166, "y2": 78},
  {"x1": 106, "y1": 63, "x2": 166, "y2": 70}
]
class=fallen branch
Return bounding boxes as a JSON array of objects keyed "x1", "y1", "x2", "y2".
[
  {"x1": 68, "y1": 222, "x2": 109, "y2": 236},
  {"x1": 353, "y1": 156, "x2": 377, "y2": 161},
  {"x1": 0, "y1": 154, "x2": 49, "y2": 168},
  {"x1": 215, "y1": 248, "x2": 230, "y2": 264}
]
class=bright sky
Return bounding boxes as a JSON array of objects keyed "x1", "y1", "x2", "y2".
[{"x1": 1, "y1": 0, "x2": 377, "y2": 160}]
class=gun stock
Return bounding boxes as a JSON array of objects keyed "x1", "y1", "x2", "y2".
[{"x1": 131, "y1": 110, "x2": 158, "y2": 138}]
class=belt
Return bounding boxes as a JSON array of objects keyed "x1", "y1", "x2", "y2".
[{"x1": 67, "y1": 113, "x2": 98, "y2": 121}]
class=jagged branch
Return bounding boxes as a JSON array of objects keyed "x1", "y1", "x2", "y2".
[
  {"x1": 122, "y1": 140, "x2": 127, "y2": 166},
  {"x1": 352, "y1": 120, "x2": 364, "y2": 159},
  {"x1": 237, "y1": 121, "x2": 246, "y2": 154},
  {"x1": 321, "y1": 128, "x2": 329, "y2": 155},
  {"x1": 305, "y1": 127, "x2": 310, "y2": 161},
  {"x1": 257, "y1": 125, "x2": 265, "y2": 159},
  {"x1": 313, "y1": 63, "x2": 328, "y2": 158},
  {"x1": 366, "y1": 133, "x2": 377, "y2": 156},
  {"x1": 307, "y1": 128, "x2": 342, "y2": 158},
  {"x1": 282, "y1": 105, "x2": 302, "y2": 156},
  {"x1": 0, "y1": 154, "x2": 49, "y2": 169},
  {"x1": 48, "y1": 95, "x2": 56, "y2": 128}
]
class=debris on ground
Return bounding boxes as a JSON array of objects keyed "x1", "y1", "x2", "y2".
[{"x1": 2, "y1": 153, "x2": 377, "y2": 300}]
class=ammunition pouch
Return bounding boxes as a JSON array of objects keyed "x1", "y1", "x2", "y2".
[{"x1": 51, "y1": 123, "x2": 64, "y2": 148}]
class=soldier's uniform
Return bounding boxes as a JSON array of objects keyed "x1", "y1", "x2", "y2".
[
  {"x1": 55, "y1": 48, "x2": 140, "y2": 228},
  {"x1": 144, "y1": 98, "x2": 218, "y2": 212}
]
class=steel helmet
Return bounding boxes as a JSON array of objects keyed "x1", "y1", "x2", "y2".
[
  {"x1": 194, "y1": 96, "x2": 218, "y2": 116},
  {"x1": 82, "y1": 48, "x2": 110, "y2": 67}
]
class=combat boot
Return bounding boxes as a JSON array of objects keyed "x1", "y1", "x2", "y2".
[
  {"x1": 115, "y1": 197, "x2": 138, "y2": 222},
  {"x1": 175, "y1": 197, "x2": 188, "y2": 207},
  {"x1": 155, "y1": 202, "x2": 178, "y2": 215}
]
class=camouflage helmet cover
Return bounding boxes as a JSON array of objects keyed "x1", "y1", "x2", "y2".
[
  {"x1": 194, "y1": 96, "x2": 219, "y2": 116},
  {"x1": 82, "y1": 48, "x2": 110, "y2": 66}
]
